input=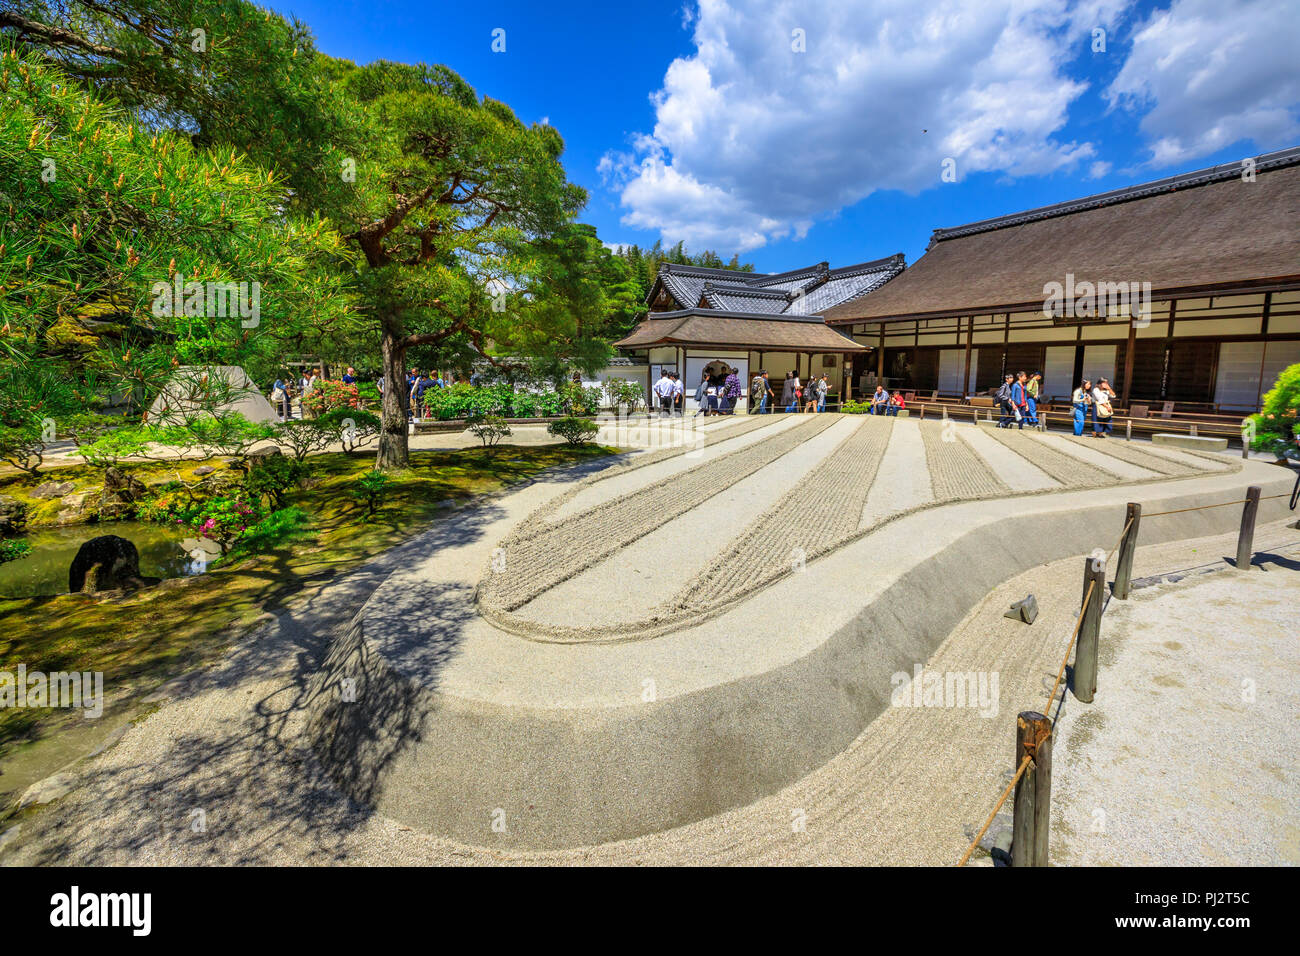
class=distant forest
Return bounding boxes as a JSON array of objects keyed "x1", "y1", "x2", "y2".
[{"x1": 612, "y1": 240, "x2": 755, "y2": 304}]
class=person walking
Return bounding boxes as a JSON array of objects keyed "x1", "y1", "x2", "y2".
[
  {"x1": 816, "y1": 374, "x2": 829, "y2": 413},
  {"x1": 723, "y1": 366, "x2": 741, "y2": 415},
  {"x1": 1012, "y1": 371, "x2": 1030, "y2": 429},
  {"x1": 1091, "y1": 377, "x2": 1116, "y2": 437},
  {"x1": 270, "y1": 376, "x2": 288, "y2": 423},
  {"x1": 341, "y1": 366, "x2": 357, "y2": 385},
  {"x1": 1071, "y1": 379, "x2": 1092, "y2": 436},
  {"x1": 995, "y1": 373, "x2": 1016, "y2": 427},
  {"x1": 1026, "y1": 371, "x2": 1041, "y2": 425},
  {"x1": 694, "y1": 370, "x2": 710, "y2": 417},
  {"x1": 671, "y1": 372, "x2": 685, "y2": 415},
  {"x1": 757, "y1": 371, "x2": 774, "y2": 413},
  {"x1": 780, "y1": 372, "x2": 795, "y2": 413},
  {"x1": 653, "y1": 370, "x2": 674, "y2": 416}
]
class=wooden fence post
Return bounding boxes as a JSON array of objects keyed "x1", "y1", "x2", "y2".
[
  {"x1": 1126, "y1": 418, "x2": 1132, "y2": 441},
  {"x1": 972, "y1": 406, "x2": 978, "y2": 425},
  {"x1": 1012, "y1": 711, "x2": 1053, "y2": 867},
  {"x1": 1075, "y1": 556, "x2": 1104, "y2": 703},
  {"x1": 1113, "y1": 503, "x2": 1142, "y2": 600},
  {"x1": 1236, "y1": 485, "x2": 1261, "y2": 570}
]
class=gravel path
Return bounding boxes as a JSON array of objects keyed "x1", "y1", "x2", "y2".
[
  {"x1": 982, "y1": 425, "x2": 1125, "y2": 487},
  {"x1": 1059, "y1": 435, "x2": 1203, "y2": 476},
  {"x1": 1050, "y1": 545, "x2": 1300, "y2": 865}
]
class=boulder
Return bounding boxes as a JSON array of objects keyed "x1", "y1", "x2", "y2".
[
  {"x1": 55, "y1": 492, "x2": 92, "y2": 525},
  {"x1": 68, "y1": 535, "x2": 159, "y2": 593},
  {"x1": 0, "y1": 495, "x2": 27, "y2": 535},
  {"x1": 99, "y1": 466, "x2": 147, "y2": 520},
  {"x1": 192, "y1": 466, "x2": 215, "y2": 477},
  {"x1": 29, "y1": 480, "x2": 75, "y2": 499}
]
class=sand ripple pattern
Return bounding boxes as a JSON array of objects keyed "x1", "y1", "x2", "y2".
[
  {"x1": 478, "y1": 415, "x2": 839, "y2": 613},
  {"x1": 919, "y1": 422, "x2": 1011, "y2": 499},
  {"x1": 1059, "y1": 436, "x2": 1208, "y2": 476},
  {"x1": 982, "y1": 426, "x2": 1119, "y2": 486},
  {"x1": 671, "y1": 416, "x2": 894, "y2": 613}
]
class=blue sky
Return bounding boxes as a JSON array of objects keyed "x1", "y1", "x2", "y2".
[{"x1": 271, "y1": 0, "x2": 1300, "y2": 272}]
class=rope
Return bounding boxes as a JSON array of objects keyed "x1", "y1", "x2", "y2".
[
  {"x1": 957, "y1": 754, "x2": 1034, "y2": 867},
  {"x1": 1144, "y1": 492, "x2": 1288, "y2": 517}
]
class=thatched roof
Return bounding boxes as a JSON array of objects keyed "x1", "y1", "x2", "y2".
[
  {"x1": 614, "y1": 310, "x2": 866, "y2": 351},
  {"x1": 825, "y1": 146, "x2": 1300, "y2": 324}
]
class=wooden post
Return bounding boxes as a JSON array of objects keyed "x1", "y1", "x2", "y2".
[
  {"x1": 1012, "y1": 711, "x2": 1053, "y2": 867},
  {"x1": 1075, "y1": 556, "x2": 1104, "y2": 703},
  {"x1": 1190, "y1": 423, "x2": 1198, "y2": 437},
  {"x1": 1040, "y1": 411, "x2": 1047, "y2": 433},
  {"x1": 972, "y1": 406, "x2": 978, "y2": 425},
  {"x1": 1113, "y1": 503, "x2": 1142, "y2": 600},
  {"x1": 1236, "y1": 485, "x2": 1261, "y2": 570},
  {"x1": 1121, "y1": 316, "x2": 1137, "y2": 407},
  {"x1": 1126, "y1": 418, "x2": 1132, "y2": 441}
]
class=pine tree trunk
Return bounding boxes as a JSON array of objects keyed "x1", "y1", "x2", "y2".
[{"x1": 375, "y1": 324, "x2": 409, "y2": 470}]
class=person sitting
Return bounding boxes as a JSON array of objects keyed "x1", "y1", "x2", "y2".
[
  {"x1": 887, "y1": 391, "x2": 905, "y2": 416},
  {"x1": 871, "y1": 384, "x2": 891, "y2": 415}
]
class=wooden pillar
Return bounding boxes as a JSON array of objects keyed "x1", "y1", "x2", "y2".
[
  {"x1": 877, "y1": 326, "x2": 886, "y2": 381},
  {"x1": 1012, "y1": 711, "x2": 1053, "y2": 867},
  {"x1": 962, "y1": 315, "x2": 973, "y2": 396},
  {"x1": 1076, "y1": 557, "x2": 1105, "y2": 703},
  {"x1": 1255, "y1": 292, "x2": 1272, "y2": 412},
  {"x1": 1160, "y1": 299, "x2": 1177, "y2": 400},
  {"x1": 1237, "y1": 485, "x2": 1261, "y2": 570},
  {"x1": 1121, "y1": 316, "x2": 1137, "y2": 406}
]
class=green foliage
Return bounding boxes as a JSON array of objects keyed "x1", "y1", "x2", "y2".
[
  {"x1": 0, "y1": 417, "x2": 46, "y2": 476},
  {"x1": 77, "y1": 425, "x2": 150, "y2": 470},
  {"x1": 317, "y1": 407, "x2": 381, "y2": 454},
  {"x1": 547, "y1": 415, "x2": 599, "y2": 446},
  {"x1": 842, "y1": 400, "x2": 873, "y2": 414},
  {"x1": 231, "y1": 506, "x2": 311, "y2": 556},
  {"x1": 0, "y1": 538, "x2": 31, "y2": 564},
  {"x1": 243, "y1": 455, "x2": 306, "y2": 509},
  {"x1": 1248, "y1": 362, "x2": 1300, "y2": 456},
  {"x1": 350, "y1": 468, "x2": 391, "y2": 518},
  {"x1": 276, "y1": 418, "x2": 337, "y2": 462},
  {"x1": 466, "y1": 413, "x2": 512, "y2": 449},
  {"x1": 191, "y1": 493, "x2": 265, "y2": 554},
  {"x1": 603, "y1": 377, "x2": 644, "y2": 413},
  {"x1": 612, "y1": 239, "x2": 755, "y2": 304}
]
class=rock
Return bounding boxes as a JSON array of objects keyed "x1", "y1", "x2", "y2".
[
  {"x1": 29, "y1": 480, "x2": 75, "y2": 499},
  {"x1": 18, "y1": 770, "x2": 78, "y2": 809},
  {"x1": 1005, "y1": 594, "x2": 1039, "y2": 624},
  {"x1": 99, "y1": 466, "x2": 147, "y2": 520},
  {"x1": 192, "y1": 466, "x2": 215, "y2": 477},
  {"x1": 0, "y1": 824, "x2": 20, "y2": 854},
  {"x1": 55, "y1": 492, "x2": 93, "y2": 526},
  {"x1": 68, "y1": 535, "x2": 158, "y2": 593},
  {"x1": 0, "y1": 495, "x2": 26, "y2": 535}
]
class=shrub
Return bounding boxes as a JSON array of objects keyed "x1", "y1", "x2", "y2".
[
  {"x1": 351, "y1": 469, "x2": 392, "y2": 518},
  {"x1": 243, "y1": 455, "x2": 306, "y2": 508},
  {"x1": 0, "y1": 418, "x2": 47, "y2": 477},
  {"x1": 231, "y1": 506, "x2": 311, "y2": 555},
  {"x1": 276, "y1": 418, "x2": 338, "y2": 462},
  {"x1": 302, "y1": 379, "x2": 360, "y2": 417},
  {"x1": 842, "y1": 400, "x2": 873, "y2": 414},
  {"x1": 0, "y1": 539, "x2": 31, "y2": 565},
  {"x1": 1248, "y1": 362, "x2": 1300, "y2": 458},
  {"x1": 317, "y1": 408, "x2": 381, "y2": 454},
  {"x1": 547, "y1": 416, "x2": 600, "y2": 446},
  {"x1": 604, "y1": 377, "x2": 644, "y2": 413},
  {"x1": 191, "y1": 494, "x2": 266, "y2": 554},
  {"x1": 77, "y1": 425, "x2": 151, "y2": 472},
  {"x1": 467, "y1": 414, "x2": 513, "y2": 449}
]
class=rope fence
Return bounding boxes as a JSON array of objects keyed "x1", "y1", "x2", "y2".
[{"x1": 957, "y1": 480, "x2": 1295, "y2": 867}]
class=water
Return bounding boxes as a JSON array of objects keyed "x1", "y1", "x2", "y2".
[{"x1": 0, "y1": 521, "x2": 211, "y2": 597}]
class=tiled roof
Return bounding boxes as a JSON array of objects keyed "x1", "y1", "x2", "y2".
[
  {"x1": 614, "y1": 309, "x2": 867, "y2": 352},
  {"x1": 649, "y1": 253, "x2": 905, "y2": 318}
]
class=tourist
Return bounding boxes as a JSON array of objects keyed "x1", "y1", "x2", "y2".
[
  {"x1": 995, "y1": 373, "x2": 1016, "y2": 427},
  {"x1": 1026, "y1": 371, "x2": 1041, "y2": 425},
  {"x1": 1012, "y1": 371, "x2": 1030, "y2": 429},
  {"x1": 887, "y1": 390, "x2": 905, "y2": 416},
  {"x1": 341, "y1": 366, "x2": 357, "y2": 385},
  {"x1": 871, "y1": 384, "x2": 890, "y2": 415},
  {"x1": 301, "y1": 370, "x2": 320, "y2": 418},
  {"x1": 671, "y1": 372, "x2": 685, "y2": 415},
  {"x1": 693, "y1": 370, "x2": 710, "y2": 417},
  {"x1": 752, "y1": 370, "x2": 773, "y2": 414},
  {"x1": 723, "y1": 366, "x2": 741, "y2": 415},
  {"x1": 788, "y1": 372, "x2": 803, "y2": 413},
  {"x1": 781, "y1": 371, "x2": 795, "y2": 412},
  {"x1": 653, "y1": 370, "x2": 674, "y2": 416},
  {"x1": 1071, "y1": 379, "x2": 1092, "y2": 436},
  {"x1": 817, "y1": 374, "x2": 829, "y2": 413},
  {"x1": 1092, "y1": 377, "x2": 1116, "y2": 437}
]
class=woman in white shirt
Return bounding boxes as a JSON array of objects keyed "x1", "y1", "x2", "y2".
[{"x1": 1090, "y1": 378, "x2": 1116, "y2": 437}]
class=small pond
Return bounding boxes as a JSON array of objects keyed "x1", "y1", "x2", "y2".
[{"x1": 0, "y1": 521, "x2": 215, "y2": 598}]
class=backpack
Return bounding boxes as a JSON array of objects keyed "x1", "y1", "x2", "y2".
[{"x1": 996, "y1": 382, "x2": 1012, "y2": 404}]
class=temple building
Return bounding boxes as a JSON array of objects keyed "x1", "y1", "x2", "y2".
[
  {"x1": 613, "y1": 254, "x2": 905, "y2": 406},
  {"x1": 824, "y1": 145, "x2": 1300, "y2": 412}
]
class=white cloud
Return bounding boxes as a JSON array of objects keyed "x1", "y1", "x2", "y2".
[
  {"x1": 1105, "y1": 0, "x2": 1300, "y2": 166},
  {"x1": 1088, "y1": 160, "x2": 1113, "y2": 178},
  {"x1": 603, "y1": 0, "x2": 1127, "y2": 253}
]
